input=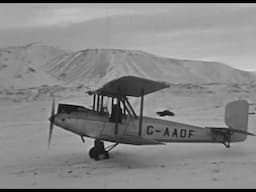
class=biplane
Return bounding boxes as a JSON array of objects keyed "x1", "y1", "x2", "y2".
[{"x1": 48, "y1": 76, "x2": 255, "y2": 160}]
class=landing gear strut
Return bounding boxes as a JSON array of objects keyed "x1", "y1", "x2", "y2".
[{"x1": 89, "y1": 140, "x2": 110, "y2": 160}]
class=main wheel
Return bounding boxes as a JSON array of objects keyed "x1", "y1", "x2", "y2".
[
  {"x1": 89, "y1": 147, "x2": 96, "y2": 159},
  {"x1": 89, "y1": 147, "x2": 109, "y2": 160},
  {"x1": 88, "y1": 147, "x2": 103, "y2": 160}
]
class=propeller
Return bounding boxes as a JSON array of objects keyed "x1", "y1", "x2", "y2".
[{"x1": 48, "y1": 96, "x2": 55, "y2": 150}]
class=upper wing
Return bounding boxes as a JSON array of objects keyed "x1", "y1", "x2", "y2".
[{"x1": 89, "y1": 75, "x2": 170, "y2": 97}]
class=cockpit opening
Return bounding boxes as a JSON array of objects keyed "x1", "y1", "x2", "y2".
[{"x1": 57, "y1": 104, "x2": 91, "y2": 114}]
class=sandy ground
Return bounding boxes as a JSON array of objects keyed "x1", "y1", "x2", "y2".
[{"x1": 0, "y1": 98, "x2": 256, "y2": 188}]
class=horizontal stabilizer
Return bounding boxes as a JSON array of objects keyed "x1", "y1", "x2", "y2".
[
  {"x1": 229, "y1": 128, "x2": 256, "y2": 136},
  {"x1": 210, "y1": 127, "x2": 256, "y2": 138}
]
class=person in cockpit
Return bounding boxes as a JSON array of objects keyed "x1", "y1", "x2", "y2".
[{"x1": 110, "y1": 103, "x2": 122, "y2": 123}]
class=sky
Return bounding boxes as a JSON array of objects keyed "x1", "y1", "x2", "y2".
[{"x1": 0, "y1": 3, "x2": 256, "y2": 71}]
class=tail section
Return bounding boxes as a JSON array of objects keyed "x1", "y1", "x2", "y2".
[{"x1": 225, "y1": 100, "x2": 250, "y2": 142}]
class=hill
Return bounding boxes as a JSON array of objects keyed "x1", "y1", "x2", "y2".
[{"x1": 44, "y1": 48, "x2": 256, "y2": 87}]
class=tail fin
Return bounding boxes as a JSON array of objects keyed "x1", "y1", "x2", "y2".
[{"x1": 225, "y1": 100, "x2": 249, "y2": 142}]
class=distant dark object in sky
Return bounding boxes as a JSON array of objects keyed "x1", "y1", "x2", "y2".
[{"x1": 157, "y1": 110, "x2": 175, "y2": 117}]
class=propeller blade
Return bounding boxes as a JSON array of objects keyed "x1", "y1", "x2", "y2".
[
  {"x1": 48, "y1": 97, "x2": 55, "y2": 150},
  {"x1": 51, "y1": 96, "x2": 55, "y2": 119},
  {"x1": 48, "y1": 122, "x2": 53, "y2": 150}
]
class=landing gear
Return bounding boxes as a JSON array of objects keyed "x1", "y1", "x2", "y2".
[
  {"x1": 89, "y1": 140, "x2": 109, "y2": 160},
  {"x1": 88, "y1": 140, "x2": 119, "y2": 161}
]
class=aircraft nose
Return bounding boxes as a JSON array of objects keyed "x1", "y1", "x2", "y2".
[{"x1": 48, "y1": 114, "x2": 55, "y2": 123}]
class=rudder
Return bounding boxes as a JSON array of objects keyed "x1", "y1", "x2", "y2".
[{"x1": 225, "y1": 100, "x2": 249, "y2": 142}]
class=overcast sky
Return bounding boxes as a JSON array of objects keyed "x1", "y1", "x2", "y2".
[{"x1": 0, "y1": 3, "x2": 255, "y2": 71}]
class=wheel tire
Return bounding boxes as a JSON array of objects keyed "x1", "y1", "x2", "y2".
[
  {"x1": 89, "y1": 145, "x2": 109, "y2": 161},
  {"x1": 89, "y1": 147, "x2": 100, "y2": 160},
  {"x1": 89, "y1": 147, "x2": 96, "y2": 159}
]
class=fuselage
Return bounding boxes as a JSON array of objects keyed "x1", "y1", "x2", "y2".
[{"x1": 53, "y1": 107, "x2": 222, "y2": 144}]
